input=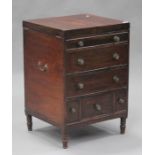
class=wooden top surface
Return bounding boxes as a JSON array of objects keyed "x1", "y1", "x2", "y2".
[{"x1": 24, "y1": 14, "x2": 126, "y2": 31}]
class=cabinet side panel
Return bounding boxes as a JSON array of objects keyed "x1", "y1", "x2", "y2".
[{"x1": 24, "y1": 28, "x2": 65, "y2": 126}]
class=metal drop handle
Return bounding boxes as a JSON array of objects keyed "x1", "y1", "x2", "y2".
[{"x1": 37, "y1": 61, "x2": 48, "y2": 72}]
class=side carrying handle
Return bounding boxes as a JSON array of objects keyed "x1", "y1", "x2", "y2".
[{"x1": 37, "y1": 61, "x2": 48, "y2": 72}]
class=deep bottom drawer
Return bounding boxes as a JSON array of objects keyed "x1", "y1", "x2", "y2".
[
  {"x1": 81, "y1": 89, "x2": 128, "y2": 119},
  {"x1": 81, "y1": 92, "x2": 114, "y2": 118},
  {"x1": 67, "y1": 89, "x2": 128, "y2": 122},
  {"x1": 67, "y1": 100, "x2": 80, "y2": 123}
]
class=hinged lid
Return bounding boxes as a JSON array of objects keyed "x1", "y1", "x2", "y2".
[{"x1": 23, "y1": 14, "x2": 129, "y2": 38}]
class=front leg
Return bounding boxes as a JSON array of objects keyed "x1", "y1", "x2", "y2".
[
  {"x1": 120, "y1": 117, "x2": 126, "y2": 134},
  {"x1": 26, "y1": 114, "x2": 32, "y2": 131},
  {"x1": 61, "y1": 127, "x2": 68, "y2": 149}
]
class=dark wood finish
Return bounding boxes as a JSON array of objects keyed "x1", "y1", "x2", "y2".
[
  {"x1": 67, "y1": 109, "x2": 127, "y2": 127},
  {"x1": 66, "y1": 67, "x2": 128, "y2": 97},
  {"x1": 23, "y1": 14, "x2": 129, "y2": 39},
  {"x1": 66, "y1": 43, "x2": 128, "y2": 73},
  {"x1": 67, "y1": 100, "x2": 80, "y2": 122},
  {"x1": 66, "y1": 32, "x2": 128, "y2": 49},
  {"x1": 65, "y1": 25, "x2": 129, "y2": 40},
  {"x1": 24, "y1": 29, "x2": 65, "y2": 126},
  {"x1": 61, "y1": 127, "x2": 68, "y2": 149},
  {"x1": 120, "y1": 117, "x2": 126, "y2": 134},
  {"x1": 66, "y1": 89, "x2": 127, "y2": 123},
  {"x1": 81, "y1": 92, "x2": 114, "y2": 118},
  {"x1": 26, "y1": 114, "x2": 32, "y2": 131},
  {"x1": 115, "y1": 89, "x2": 128, "y2": 112},
  {"x1": 23, "y1": 14, "x2": 130, "y2": 149},
  {"x1": 24, "y1": 14, "x2": 125, "y2": 30}
]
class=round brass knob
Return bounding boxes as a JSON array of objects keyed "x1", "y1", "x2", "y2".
[
  {"x1": 95, "y1": 104, "x2": 102, "y2": 111},
  {"x1": 78, "y1": 40, "x2": 84, "y2": 47},
  {"x1": 113, "y1": 75, "x2": 120, "y2": 83},
  {"x1": 113, "y1": 53, "x2": 120, "y2": 60},
  {"x1": 70, "y1": 107, "x2": 76, "y2": 113},
  {"x1": 77, "y1": 83, "x2": 84, "y2": 90},
  {"x1": 119, "y1": 98, "x2": 125, "y2": 104},
  {"x1": 77, "y1": 58, "x2": 85, "y2": 65},
  {"x1": 113, "y1": 36, "x2": 120, "y2": 42}
]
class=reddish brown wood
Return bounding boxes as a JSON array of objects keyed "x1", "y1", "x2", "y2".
[
  {"x1": 66, "y1": 66, "x2": 128, "y2": 97},
  {"x1": 66, "y1": 43, "x2": 128, "y2": 73},
  {"x1": 61, "y1": 127, "x2": 68, "y2": 149},
  {"x1": 66, "y1": 32, "x2": 128, "y2": 49},
  {"x1": 81, "y1": 92, "x2": 113, "y2": 118},
  {"x1": 65, "y1": 89, "x2": 127, "y2": 124},
  {"x1": 67, "y1": 110, "x2": 127, "y2": 127},
  {"x1": 24, "y1": 29, "x2": 65, "y2": 126},
  {"x1": 24, "y1": 14, "x2": 126, "y2": 31},
  {"x1": 67, "y1": 100, "x2": 80, "y2": 123},
  {"x1": 23, "y1": 14, "x2": 129, "y2": 39},
  {"x1": 23, "y1": 14, "x2": 130, "y2": 149},
  {"x1": 65, "y1": 26, "x2": 129, "y2": 39}
]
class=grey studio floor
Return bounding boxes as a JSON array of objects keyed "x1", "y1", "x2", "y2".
[{"x1": 13, "y1": 69, "x2": 142, "y2": 155}]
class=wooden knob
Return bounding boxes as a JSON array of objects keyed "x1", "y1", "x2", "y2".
[
  {"x1": 77, "y1": 83, "x2": 84, "y2": 90},
  {"x1": 113, "y1": 53, "x2": 120, "y2": 60},
  {"x1": 78, "y1": 41, "x2": 84, "y2": 47},
  {"x1": 119, "y1": 98, "x2": 125, "y2": 104},
  {"x1": 95, "y1": 104, "x2": 102, "y2": 111},
  {"x1": 113, "y1": 36, "x2": 120, "y2": 42},
  {"x1": 70, "y1": 107, "x2": 76, "y2": 113},
  {"x1": 113, "y1": 75, "x2": 120, "y2": 83},
  {"x1": 77, "y1": 58, "x2": 85, "y2": 65}
]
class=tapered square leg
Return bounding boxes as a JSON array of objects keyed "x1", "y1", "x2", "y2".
[
  {"x1": 120, "y1": 117, "x2": 126, "y2": 134},
  {"x1": 26, "y1": 114, "x2": 32, "y2": 131},
  {"x1": 61, "y1": 127, "x2": 68, "y2": 149}
]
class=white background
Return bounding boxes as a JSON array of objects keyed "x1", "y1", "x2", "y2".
[
  {"x1": 1, "y1": 0, "x2": 152, "y2": 155},
  {"x1": 12, "y1": 0, "x2": 142, "y2": 155}
]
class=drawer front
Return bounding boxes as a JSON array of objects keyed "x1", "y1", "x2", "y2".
[
  {"x1": 66, "y1": 67, "x2": 128, "y2": 97},
  {"x1": 66, "y1": 89, "x2": 128, "y2": 122},
  {"x1": 115, "y1": 89, "x2": 128, "y2": 112},
  {"x1": 65, "y1": 24, "x2": 129, "y2": 39},
  {"x1": 67, "y1": 100, "x2": 80, "y2": 123},
  {"x1": 66, "y1": 43, "x2": 128, "y2": 73},
  {"x1": 66, "y1": 32, "x2": 128, "y2": 49},
  {"x1": 81, "y1": 92, "x2": 114, "y2": 118}
]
